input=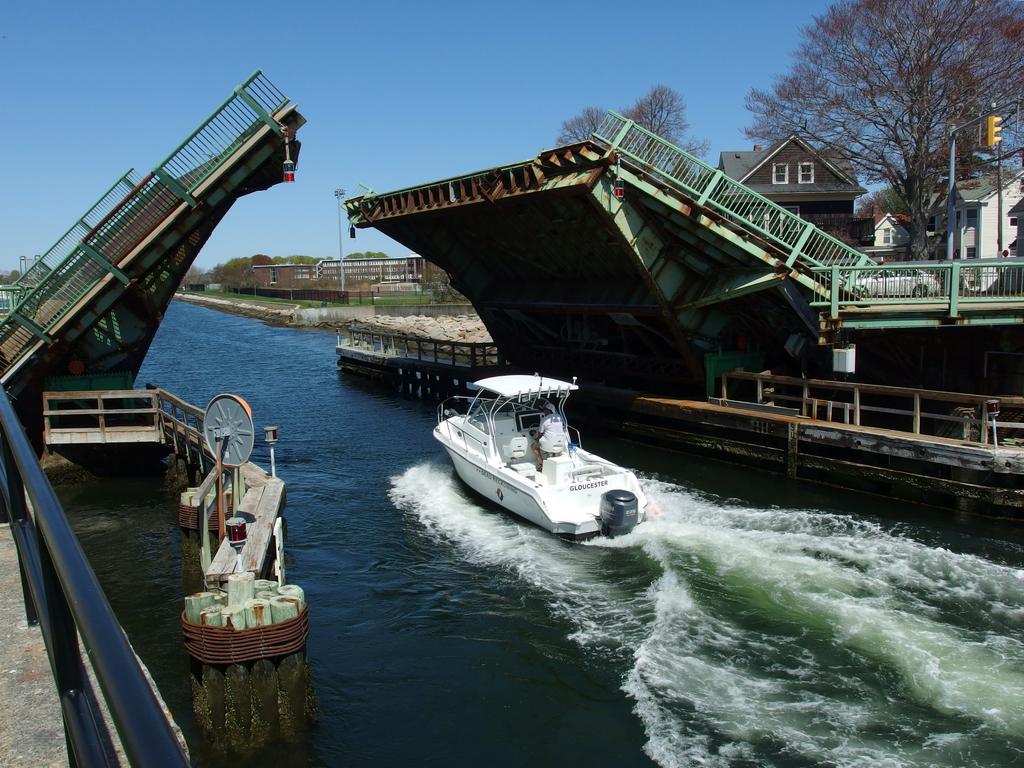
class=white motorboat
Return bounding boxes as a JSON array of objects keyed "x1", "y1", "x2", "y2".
[{"x1": 433, "y1": 374, "x2": 646, "y2": 541}]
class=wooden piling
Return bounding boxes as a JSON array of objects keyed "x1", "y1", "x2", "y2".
[
  {"x1": 277, "y1": 653, "x2": 308, "y2": 737},
  {"x1": 224, "y1": 664, "x2": 252, "y2": 748}
]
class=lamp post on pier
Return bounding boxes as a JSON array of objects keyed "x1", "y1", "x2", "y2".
[{"x1": 334, "y1": 188, "x2": 347, "y2": 293}]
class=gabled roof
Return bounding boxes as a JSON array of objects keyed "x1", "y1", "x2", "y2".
[
  {"x1": 956, "y1": 169, "x2": 1024, "y2": 204},
  {"x1": 718, "y1": 150, "x2": 764, "y2": 181},
  {"x1": 718, "y1": 135, "x2": 865, "y2": 195},
  {"x1": 873, "y1": 212, "x2": 909, "y2": 232}
]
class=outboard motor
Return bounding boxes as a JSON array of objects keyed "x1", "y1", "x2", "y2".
[{"x1": 600, "y1": 490, "x2": 639, "y2": 537}]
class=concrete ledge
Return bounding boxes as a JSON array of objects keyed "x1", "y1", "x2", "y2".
[
  {"x1": 0, "y1": 525, "x2": 188, "y2": 766},
  {"x1": 1, "y1": 524, "x2": 78, "y2": 766}
]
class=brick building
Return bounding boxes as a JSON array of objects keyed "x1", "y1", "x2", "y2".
[{"x1": 252, "y1": 254, "x2": 445, "y2": 289}]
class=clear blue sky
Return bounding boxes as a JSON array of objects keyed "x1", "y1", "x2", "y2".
[{"x1": 0, "y1": 0, "x2": 836, "y2": 271}]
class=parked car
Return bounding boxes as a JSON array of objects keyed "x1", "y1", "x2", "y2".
[{"x1": 853, "y1": 269, "x2": 942, "y2": 298}]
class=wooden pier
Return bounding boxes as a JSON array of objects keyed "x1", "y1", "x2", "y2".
[
  {"x1": 582, "y1": 372, "x2": 1024, "y2": 516},
  {"x1": 333, "y1": 331, "x2": 1024, "y2": 517},
  {"x1": 41, "y1": 385, "x2": 310, "y2": 748},
  {"x1": 336, "y1": 329, "x2": 507, "y2": 397},
  {"x1": 42, "y1": 386, "x2": 288, "y2": 579}
]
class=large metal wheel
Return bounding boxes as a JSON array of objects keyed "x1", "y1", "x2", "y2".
[{"x1": 203, "y1": 394, "x2": 255, "y2": 467}]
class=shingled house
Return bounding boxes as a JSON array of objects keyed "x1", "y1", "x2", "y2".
[{"x1": 718, "y1": 136, "x2": 873, "y2": 247}]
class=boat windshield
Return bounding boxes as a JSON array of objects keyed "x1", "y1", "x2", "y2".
[{"x1": 466, "y1": 397, "x2": 491, "y2": 433}]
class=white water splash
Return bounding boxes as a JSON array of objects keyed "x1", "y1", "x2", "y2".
[{"x1": 390, "y1": 464, "x2": 1024, "y2": 767}]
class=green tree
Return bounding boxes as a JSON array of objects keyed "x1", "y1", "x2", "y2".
[{"x1": 209, "y1": 256, "x2": 254, "y2": 287}]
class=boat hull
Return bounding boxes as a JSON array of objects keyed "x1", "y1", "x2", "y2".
[{"x1": 437, "y1": 434, "x2": 602, "y2": 541}]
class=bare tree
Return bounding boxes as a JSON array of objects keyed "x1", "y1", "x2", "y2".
[
  {"x1": 558, "y1": 86, "x2": 709, "y2": 156},
  {"x1": 855, "y1": 187, "x2": 909, "y2": 217},
  {"x1": 624, "y1": 85, "x2": 710, "y2": 155},
  {"x1": 557, "y1": 106, "x2": 607, "y2": 144},
  {"x1": 746, "y1": 0, "x2": 1024, "y2": 259}
]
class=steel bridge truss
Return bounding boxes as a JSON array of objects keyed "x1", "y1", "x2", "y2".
[
  {"x1": 1, "y1": 71, "x2": 303, "y2": 446},
  {"x1": 346, "y1": 113, "x2": 1024, "y2": 387}
]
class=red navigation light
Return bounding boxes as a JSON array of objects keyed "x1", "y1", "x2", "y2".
[
  {"x1": 614, "y1": 179, "x2": 624, "y2": 199},
  {"x1": 226, "y1": 516, "x2": 248, "y2": 545},
  {"x1": 283, "y1": 160, "x2": 296, "y2": 183}
]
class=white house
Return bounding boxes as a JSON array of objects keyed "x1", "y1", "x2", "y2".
[
  {"x1": 864, "y1": 212, "x2": 911, "y2": 260},
  {"x1": 951, "y1": 169, "x2": 1024, "y2": 258}
]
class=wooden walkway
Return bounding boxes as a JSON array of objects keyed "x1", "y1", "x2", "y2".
[
  {"x1": 583, "y1": 376, "x2": 1024, "y2": 515},
  {"x1": 336, "y1": 329, "x2": 508, "y2": 397},
  {"x1": 205, "y1": 463, "x2": 285, "y2": 586}
]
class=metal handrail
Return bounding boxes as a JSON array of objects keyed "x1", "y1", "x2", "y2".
[
  {"x1": 0, "y1": 388, "x2": 188, "y2": 767},
  {"x1": 0, "y1": 72, "x2": 293, "y2": 381},
  {"x1": 592, "y1": 112, "x2": 876, "y2": 271},
  {"x1": 810, "y1": 258, "x2": 1024, "y2": 318},
  {"x1": 14, "y1": 171, "x2": 141, "y2": 289}
]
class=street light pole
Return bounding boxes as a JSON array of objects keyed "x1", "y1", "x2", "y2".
[{"x1": 334, "y1": 188, "x2": 347, "y2": 293}]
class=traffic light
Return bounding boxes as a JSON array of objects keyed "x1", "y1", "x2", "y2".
[{"x1": 985, "y1": 115, "x2": 1003, "y2": 147}]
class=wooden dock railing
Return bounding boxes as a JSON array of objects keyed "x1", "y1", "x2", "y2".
[
  {"x1": 42, "y1": 387, "x2": 213, "y2": 461},
  {"x1": 43, "y1": 389, "x2": 162, "y2": 446},
  {"x1": 340, "y1": 329, "x2": 501, "y2": 368},
  {"x1": 720, "y1": 371, "x2": 1024, "y2": 445},
  {"x1": 153, "y1": 387, "x2": 210, "y2": 471}
]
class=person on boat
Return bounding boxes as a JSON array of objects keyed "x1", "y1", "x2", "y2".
[{"x1": 532, "y1": 401, "x2": 567, "y2": 470}]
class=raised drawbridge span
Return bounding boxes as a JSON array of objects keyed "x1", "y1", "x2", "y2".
[
  {"x1": 2, "y1": 71, "x2": 302, "y2": 444},
  {"x1": 346, "y1": 112, "x2": 1024, "y2": 392}
]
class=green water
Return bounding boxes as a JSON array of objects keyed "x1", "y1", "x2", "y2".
[{"x1": 60, "y1": 301, "x2": 1024, "y2": 767}]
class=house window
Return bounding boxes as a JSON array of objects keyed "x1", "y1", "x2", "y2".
[
  {"x1": 965, "y1": 208, "x2": 978, "y2": 228},
  {"x1": 773, "y1": 164, "x2": 788, "y2": 184},
  {"x1": 269, "y1": 267, "x2": 278, "y2": 285},
  {"x1": 1011, "y1": 217, "x2": 1018, "y2": 228},
  {"x1": 882, "y1": 228, "x2": 894, "y2": 245},
  {"x1": 798, "y1": 162, "x2": 814, "y2": 183},
  {"x1": 966, "y1": 247, "x2": 977, "y2": 258}
]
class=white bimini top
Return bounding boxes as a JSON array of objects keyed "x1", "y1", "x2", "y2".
[{"x1": 469, "y1": 374, "x2": 578, "y2": 400}]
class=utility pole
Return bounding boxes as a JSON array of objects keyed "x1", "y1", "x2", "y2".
[
  {"x1": 947, "y1": 99, "x2": 1018, "y2": 260},
  {"x1": 334, "y1": 188, "x2": 347, "y2": 293},
  {"x1": 998, "y1": 139, "x2": 1004, "y2": 256}
]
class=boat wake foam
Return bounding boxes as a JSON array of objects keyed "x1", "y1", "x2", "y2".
[{"x1": 390, "y1": 463, "x2": 1024, "y2": 767}]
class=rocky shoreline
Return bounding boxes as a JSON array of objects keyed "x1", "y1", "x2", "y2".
[
  {"x1": 346, "y1": 313, "x2": 490, "y2": 343},
  {"x1": 175, "y1": 292, "x2": 491, "y2": 342}
]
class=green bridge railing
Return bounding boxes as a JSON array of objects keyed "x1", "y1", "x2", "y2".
[
  {"x1": 0, "y1": 71, "x2": 290, "y2": 377},
  {"x1": 592, "y1": 112, "x2": 876, "y2": 272},
  {"x1": 810, "y1": 259, "x2": 1024, "y2": 320}
]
